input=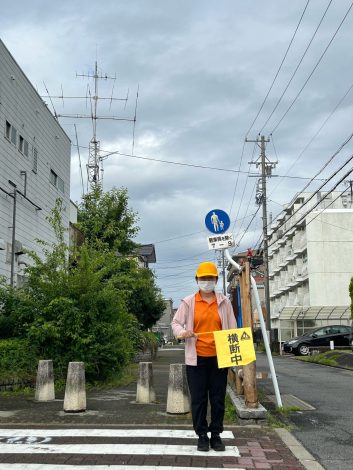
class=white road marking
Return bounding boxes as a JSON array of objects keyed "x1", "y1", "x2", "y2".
[
  {"x1": 0, "y1": 442, "x2": 240, "y2": 456},
  {"x1": 0, "y1": 428, "x2": 234, "y2": 439},
  {"x1": 0, "y1": 466, "x2": 246, "y2": 470}
]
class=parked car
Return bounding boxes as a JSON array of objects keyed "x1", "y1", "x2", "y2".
[{"x1": 282, "y1": 324, "x2": 352, "y2": 356}]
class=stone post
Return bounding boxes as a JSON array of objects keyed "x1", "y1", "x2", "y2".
[
  {"x1": 136, "y1": 362, "x2": 156, "y2": 403},
  {"x1": 63, "y1": 362, "x2": 86, "y2": 412},
  {"x1": 166, "y1": 363, "x2": 190, "y2": 414},
  {"x1": 35, "y1": 360, "x2": 55, "y2": 402}
]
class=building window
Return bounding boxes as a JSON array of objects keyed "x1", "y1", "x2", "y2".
[
  {"x1": 18, "y1": 135, "x2": 29, "y2": 156},
  {"x1": 19, "y1": 135, "x2": 24, "y2": 152},
  {"x1": 57, "y1": 177, "x2": 65, "y2": 194},
  {"x1": 11, "y1": 126, "x2": 17, "y2": 145},
  {"x1": 5, "y1": 120, "x2": 17, "y2": 145},
  {"x1": 50, "y1": 169, "x2": 64, "y2": 193},
  {"x1": 5, "y1": 121, "x2": 11, "y2": 140},
  {"x1": 50, "y1": 169, "x2": 58, "y2": 187},
  {"x1": 32, "y1": 147, "x2": 38, "y2": 173}
]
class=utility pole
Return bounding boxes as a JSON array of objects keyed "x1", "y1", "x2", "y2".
[
  {"x1": 9, "y1": 181, "x2": 17, "y2": 287},
  {"x1": 1, "y1": 180, "x2": 42, "y2": 287},
  {"x1": 246, "y1": 135, "x2": 277, "y2": 345}
]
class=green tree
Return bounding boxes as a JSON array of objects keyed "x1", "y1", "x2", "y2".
[
  {"x1": 9, "y1": 200, "x2": 137, "y2": 380},
  {"x1": 0, "y1": 188, "x2": 165, "y2": 381},
  {"x1": 77, "y1": 186, "x2": 139, "y2": 253},
  {"x1": 108, "y1": 261, "x2": 165, "y2": 329}
]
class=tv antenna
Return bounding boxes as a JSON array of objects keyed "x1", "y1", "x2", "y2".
[{"x1": 42, "y1": 61, "x2": 138, "y2": 189}]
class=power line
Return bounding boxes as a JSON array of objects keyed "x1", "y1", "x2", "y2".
[
  {"x1": 269, "y1": 81, "x2": 353, "y2": 195},
  {"x1": 305, "y1": 187, "x2": 350, "y2": 229},
  {"x1": 271, "y1": 1, "x2": 353, "y2": 134},
  {"x1": 269, "y1": 196, "x2": 353, "y2": 234},
  {"x1": 74, "y1": 144, "x2": 325, "y2": 181},
  {"x1": 153, "y1": 212, "x2": 257, "y2": 244},
  {"x1": 233, "y1": 206, "x2": 261, "y2": 252},
  {"x1": 232, "y1": 179, "x2": 257, "y2": 244},
  {"x1": 229, "y1": 139, "x2": 246, "y2": 217},
  {"x1": 269, "y1": 130, "x2": 353, "y2": 224},
  {"x1": 231, "y1": 142, "x2": 257, "y2": 235},
  {"x1": 157, "y1": 250, "x2": 210, "y2": 264},
  {"x1": 260, "y1": 0, "x2": 333, "y2": 134},
  {"x1": 268, "y1": 165, "x2": 353, "y2": 247},
  {"x1": 293, "y1": 132, "x2": 353, "y2": 194},
  {"x1": 245, "y1": 0, "x2": 310, "y2": 137}
]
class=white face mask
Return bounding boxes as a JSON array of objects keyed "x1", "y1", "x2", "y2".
[{"x1": 198, "y1": 280, "x2": 216, "y2": 293}]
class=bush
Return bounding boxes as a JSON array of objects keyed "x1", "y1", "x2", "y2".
[
  {"x1": 141, "y1": 332, "x2": 159, "y2": 359},
  {"x1": 0, "y1": 338, "x2": 37, "y2": 379}
]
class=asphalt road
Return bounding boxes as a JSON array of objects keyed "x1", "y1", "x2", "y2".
[{"x1": 256, "y1": 352, "x2": 353, "y2": 470}]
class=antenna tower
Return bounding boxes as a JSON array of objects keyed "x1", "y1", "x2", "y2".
[{"x1": 42, "y1": 61, "x2": 138, "y2": 189}]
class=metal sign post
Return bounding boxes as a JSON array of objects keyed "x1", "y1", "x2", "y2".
[
  {"x1": 224, "y1": 249, "x2": 282, "y2": 407},
  {"x1": 204, "y1": 208, "x2": 282, "y2": 407}
]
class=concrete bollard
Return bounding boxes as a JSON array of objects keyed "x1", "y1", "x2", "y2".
[
  {"x1": 63, "y1": 362, "x2": 86, "y2": 413},
  {"x1": 136, "y1": 362, "x2": 156, "y2": 403},
  {"x1": 166, "y1": 363, "x2": 190, "y2": 414},
  {"x1": 35, "y1": 360, "x2": 55, "y2": 402}
]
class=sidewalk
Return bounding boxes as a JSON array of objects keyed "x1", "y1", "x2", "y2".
[{"x1": 0, "y1": 345, "x2": 323, "y2": 469}]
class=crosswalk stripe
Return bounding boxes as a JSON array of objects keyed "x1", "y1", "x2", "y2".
[
  {"x1": 0, "y1": 466, "x2": 246, "y2": 470},
  {"x1": 0, "y1": 428, "x2": 234, "y2": 439},
  {"x1": 0, "y1": 442, "x2": 240, "y2": 456}
]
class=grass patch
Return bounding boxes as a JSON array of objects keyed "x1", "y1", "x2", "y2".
[
  {"x1": 0, "y1": 386, "x2": 34, "y2": 397},
  {"x1": 276, "y1": 405, "x2": 301, "y2": 416},
  {"x1": 224, "y1": 392, "x2": 238, "y2": 424},
  {"x1": 86, "y1": 364, "x2": 138, "y2": 391},
  {"x1": 296, "y1": 353, "x2": 337, "y2": 367},
  {"x1": 53, "y1": 364, "x2": 139, "y2": 393},
  {"x1": 266, "y1": 412, "x2": 288, "y2": 428},
  {"x1": 0, "y1": 363, "x2": 139, "y2": 397}
]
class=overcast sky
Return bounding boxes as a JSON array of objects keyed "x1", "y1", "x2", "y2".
[{"x1": 2, "y1": 0, "x2": 353, "y2": 306}]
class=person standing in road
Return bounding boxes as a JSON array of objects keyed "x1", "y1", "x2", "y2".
[{"x1": 171, "y1": 261, "x2": 236, "y2": 452}]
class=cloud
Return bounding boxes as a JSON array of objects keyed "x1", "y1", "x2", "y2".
[{"x1": 3, "y1": 0, "x2": 353, "y2": 304}]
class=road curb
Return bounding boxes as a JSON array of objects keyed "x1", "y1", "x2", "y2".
[{"x1": 275, "y1": 428, "x2": 325, "y2": 470}]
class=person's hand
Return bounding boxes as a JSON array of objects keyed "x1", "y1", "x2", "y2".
[{"x1": 181, "y1": 330, "x2": 195, "y2": 339}]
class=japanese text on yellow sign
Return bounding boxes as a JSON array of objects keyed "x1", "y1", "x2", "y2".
[{"x1": 213, "y1": 328, "x2": 256, "y2": 368}]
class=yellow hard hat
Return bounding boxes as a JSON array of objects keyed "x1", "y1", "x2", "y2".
[{"x1": 195, "y1": 261, "x2": 218, "y2": 278}]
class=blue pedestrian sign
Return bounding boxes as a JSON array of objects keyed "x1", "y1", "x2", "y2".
[{"x1": 205, "y1": 209, "x2": 230, "y2": 234}]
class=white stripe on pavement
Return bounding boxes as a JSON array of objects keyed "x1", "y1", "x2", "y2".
[
  {"x1": 0, "y1": 466, "x2": 246, "y2": 470},
  {"x1": 0, "y1": 443, "x2": 240, "y2": 457},
  {"x1": 0, "y1": 429, "x2": 234, "y2": 439}
]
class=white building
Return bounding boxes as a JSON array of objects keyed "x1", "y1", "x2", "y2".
[
  {"x1": 268, "y1": 191, "x2": 353, "y2": 342},
  {"x1": 0, "y1": 40, "x2": 71, "y2": 286},
  {"x1": 152, "y1": 298, "x2": 174, "y2": 342}
]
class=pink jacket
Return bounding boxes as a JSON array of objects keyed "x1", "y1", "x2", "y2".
[{"x1": 171, "y1": 292, "x2": 237, "y2": 366}]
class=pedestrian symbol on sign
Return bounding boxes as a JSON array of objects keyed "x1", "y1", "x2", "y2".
[{"x1": 205, "y1": 209, "x2": 230, "y2": 234}]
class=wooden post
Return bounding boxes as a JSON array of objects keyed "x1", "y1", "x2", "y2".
[{"x1": 239, "y1": 262, "x2": 258, "y2": 408}]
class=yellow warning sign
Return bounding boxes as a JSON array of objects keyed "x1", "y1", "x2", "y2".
[{"x1": 213, "y1": 327, "x2": 256, "y2": 368}]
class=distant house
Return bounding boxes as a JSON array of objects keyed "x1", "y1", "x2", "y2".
[
  {"x1": 0, "y1": 40, "x2": 71, "y2": 286},
  {"x1": 136, "y1": 244, "x2": 156, "y2": 268}
]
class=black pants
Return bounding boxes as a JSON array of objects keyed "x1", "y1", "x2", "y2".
[{"x1": 186, "y1": 356, "x2": 228, "y2": 435}]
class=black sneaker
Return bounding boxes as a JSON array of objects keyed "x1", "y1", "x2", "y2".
[
  {"x1": 197, "y1": 434, "x2": 209, "y2": 451},
  {"x1": 210, "y1": 433, "x2": 225, "y2": 451}
]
